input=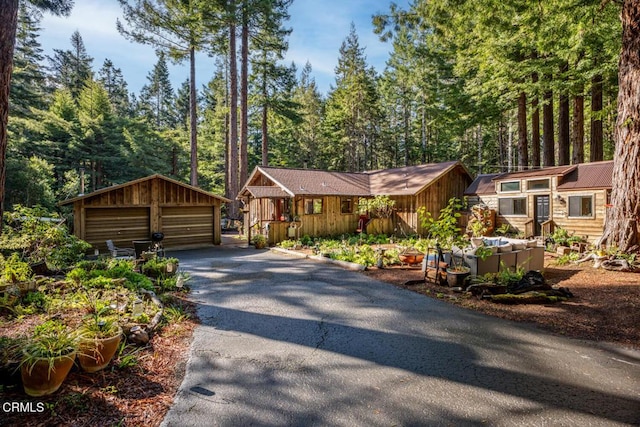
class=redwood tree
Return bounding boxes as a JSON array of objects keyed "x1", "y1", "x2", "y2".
[
  {"x1": 0, "y1": 0, "x2": 71, "y2": 230},
  {"x1": 601, "y1": 1, "x2": 640, "y2": 252},
  {"x1": 0, "y1": 0, "x2": 19, "y2": 228}
]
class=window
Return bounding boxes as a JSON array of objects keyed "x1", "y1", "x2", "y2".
[
  {"x1": 527, "y1": 179, "x2": 549, "y2": 191},
  {"x1": 568, "y1": 196, "x2": 593, "y2": 217},
  {"x1": 499, "y1": 197, "x2": 527, "y2": 216},
  {"x1": 341, "y1": 197, "x2": 354, "y2": 214},
  {"x1": 500, "y1": 181, "x2": 520, "y2": 192},
  {"x1": 304, "y1": 198, "x2": 323, "y2": 214}
]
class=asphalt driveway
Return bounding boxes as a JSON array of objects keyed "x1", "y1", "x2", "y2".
[{"x1": 161, "y1": 243, "x2": 640, "y2": 426}]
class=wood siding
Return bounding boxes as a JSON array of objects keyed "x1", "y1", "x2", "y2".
[
  {"x1": 85, "y1": 207, "x2": 150, "y2": 252},
  {"x1": 65, "y1": 176, "x2": 225, "y2": 251},
  {"x1": 473, "y1": 176, "x2": 607, "y2": 242},
  {"x1": 247, "y1": 164, "x2": 472, "y2": 245}
]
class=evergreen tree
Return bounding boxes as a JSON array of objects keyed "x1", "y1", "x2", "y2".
[
  {"x1": 291, "y1": 62, "x2": 325, "y2": 169},
  {"x1": 118, "y1": 0, "x2": 218, "y2": 186},
  {"x1": 97, "y1": 59, "x2": 131, "y2": 117},
  {"x1": 10, "y1": 4, "x2": 49, "y2": 118},
  {"x1": 0, "y1": 0, "x2": 72, "y2": 227},
  {"x1": 48, "y1": 30, "x2": 94, "y2": 100},
  {"x1": 324, "y1": 24, "x2": 381, "y2": 172},
  {"x1": 138, "y1": 53, "x2": 177, "y2": 129}
]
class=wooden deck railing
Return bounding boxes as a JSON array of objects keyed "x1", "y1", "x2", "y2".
[
  {"x1": 541, "y1": 219, "x2": 555, "y2": 239},
  {"x1": 524, "y1": 219, "x2": 535, "y2": 238}
]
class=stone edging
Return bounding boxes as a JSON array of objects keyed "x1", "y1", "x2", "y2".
[{"x1": 269, "y1": 247, "x2": 366, "y2": 271}]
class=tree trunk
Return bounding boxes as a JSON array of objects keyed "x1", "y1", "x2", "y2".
[
  {"x1": 590, "y1": 73, "x2": 604, "y2": 162},
  {"x1": 572, "y1": 91, "x2": 584, "y2": 164},
  {"x1": 0, "y1": 0, "x2": 18, "y2": 232},
  {"x1": 517, "y1": 91, "x2": 528, "y2": 170},
  {"x1": 228, "y1": 14, "x2": 239, "y2": 218},
  {"x1": 601, "y1": 0, "x2": 640, "y2": 253},
  {"x1": 558, "y1": 63, "x2": 570, "y2": 166},
  {"x1": 189, "y1": 46, "x2": 198, "y2": 186},
  {"x1": 239, "y1": 1, "x2": 248, "y2": 187},
  {"x1": 542, "y1": 80, "x2": 555, "y2": 167},
  {"x1": 261, "y1": 66, "x2": 268, "y2": 166}
]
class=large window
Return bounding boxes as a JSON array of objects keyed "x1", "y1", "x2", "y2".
[
  {"x1": 500, "y1": 181, "x2": 520, "y2": 192},
  {"x1": 499, "y1": 197, "x2": 527, "y2": 216},
  {"x1": 304, "y1": 198, "x2": 323, "y2": 214},
  {"x1": 341, "y1": 197, "x2": 354, "y2": 214},
  {"x1": 527, "y1": 179, "x2": 550, "y2": 191},
  {"x1": 568, "y1": 196, "x2": 593, "y2": 217}
]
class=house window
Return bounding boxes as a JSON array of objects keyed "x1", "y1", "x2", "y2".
[
  {"x1": 527, "y1": 179, "x2": 549, "y2": 191},
  {"x1": 500, "y1": 181, "x2": 520, "y2": 192},
  {"x1": 499, "y1": 197, "x2": 527, "y2": 216},
  {"x1": 304, "y1": 198, "x2": 323, "y2": 214},
  {"x1": 341, "y1": 197, "x2": 354, "y2": 214},
  {"x1": 568, "y1": 196, "x2": 593, "y2": 217}
]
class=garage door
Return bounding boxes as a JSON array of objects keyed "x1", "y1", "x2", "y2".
[
  {"x1": 161, "y1": 206, "x2": 214, "y2": 248},
  {"x1": 85, "y1": 207, "x2": 150, "y2": 251}
]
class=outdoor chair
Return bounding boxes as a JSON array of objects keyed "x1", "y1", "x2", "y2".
[{"x1": 106, "y1": 240, "x2": 135, "y2": 257}]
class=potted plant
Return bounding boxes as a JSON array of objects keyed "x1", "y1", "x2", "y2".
[
  {"x1": 252, "y1": 234, "x2": 267, "y2": 249},
  {"x1": 20, "y1": 320, "x2": 78, "y2": 397},
  {"x1": 77, "y1": 313, "x2": 122, "y2": 373}
]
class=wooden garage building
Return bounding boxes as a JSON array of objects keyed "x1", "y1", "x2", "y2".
[{"x1": 59, "y1": 174, "x2": 230, "y2": 251}]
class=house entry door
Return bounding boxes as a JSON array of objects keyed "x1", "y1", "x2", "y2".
[{"x1": 534, "y1": 195, "x2": 550, "y2": 236}]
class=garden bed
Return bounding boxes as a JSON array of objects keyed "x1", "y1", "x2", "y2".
[{"x1": 363, "y1": 254, "x2": 640, "y2": 350}]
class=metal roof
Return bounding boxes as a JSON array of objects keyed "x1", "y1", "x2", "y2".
[
  {"x1": 464, "y1": 174, "x2": 500, "y2": 195},
  {"x1": 557, "y1": 160, "x2": 613, "y2": 190},
  {"x1": 239, "y1": 161, "x2": 470, "y2": 198}
]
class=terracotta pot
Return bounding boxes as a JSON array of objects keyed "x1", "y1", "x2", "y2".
[
  {"x1": 21, "y1": 352, "x2": 76, "y2": 397},
  {"x1": 77, "y1": 328, "x2": 122, "y2": 373},
  {"x1": 399, "y1": 253, "x2": 425, "y2": 265}
]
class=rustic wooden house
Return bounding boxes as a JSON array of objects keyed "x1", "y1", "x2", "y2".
[
  {"x1": 464, "y1": 161, "x2": 613, "y2": 242},
  {"x1": 59, "y1": 174, "x2": 230, "y2": 252},
  {"x1": 238, "y1": 161, "x2": 472, "y2": 245}
]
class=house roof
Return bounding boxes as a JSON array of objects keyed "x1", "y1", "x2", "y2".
[
  {"x1": 556, "y1": 160, "x2": 613, "y2": 190},
  {"x1": 368, "y1": 161, "x2": 465, "y2": 196},
  {"x1": 464, "y1": 161, "x2": 614, "y2": 196},
  {"x1": 239, "y1": 161, "x2": 470, "y2": 198},
  {"x1": 244, "y1": 186, "x2": 291, "y2": 198},
  {"x1": 464, "y1": 174, "x2": 500, "y2": 195},
  {"x1": 58, "y1": 174, "x2": 231, "y2": 206}
]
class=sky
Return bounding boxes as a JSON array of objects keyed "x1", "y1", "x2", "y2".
[{"x1": 38, "y1": 0, "x2": 412, "y2": 97}]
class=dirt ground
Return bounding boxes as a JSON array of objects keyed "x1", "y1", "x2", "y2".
[{"x1": 364, "y1": 253, "x2": 640, "y2": 350}]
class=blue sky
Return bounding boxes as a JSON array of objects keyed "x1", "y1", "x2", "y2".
[{"x1": 39, "y1": 0, "x2": 412, "y2": 97}]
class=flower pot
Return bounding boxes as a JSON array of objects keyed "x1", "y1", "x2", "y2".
[
  {"x1": 20, "y1": 352, "x2": 76, "y2": 397},
  {"x1": 446, "y1": 268, "x2": 470, "y2": 288},
  {"x1": 77, "y1": 327, "x2": 122, "y2": 373}
]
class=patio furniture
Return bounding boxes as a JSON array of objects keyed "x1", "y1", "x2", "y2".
[{"x1": 105, "y1": 240, "x2": 135, "y2": 258}]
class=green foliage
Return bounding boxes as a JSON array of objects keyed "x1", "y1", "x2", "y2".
[
  {"x1": 277, "y1": 239, "x2": 297, "y2": 249},
  {"x1": 549, "y1": 227, "x2": 584, "y2": 247},
  {"x1": 474, "y1": 246, "x2": 494, "y2": 261},
  {"x1": 21, "y1": 320, "x2": 78, "y2": 364},
  {"x1": 555, "y1": 252, "x2": 582, "y2": 266},
  {"x1": 252, "y1": 234, "x2": 267, "y2": 248},
  {"x1": 358, "y1": 196, "x2": 396, "y2": 219},
  {"x1": 0, "y1": 253, "x2": 32, "y2": 283},
  {"x1": 492, "y1": 263, "x2": 526, "y2": 287},
  {"x1": 163, "y1": 305, "x2": 191, "y2": 324},
  {"x1": 418, "y1": 197, "x2": 466, "y2": 248},
  {"x1": 0, "y1": 206, "x2": 91, "y2": 270}
]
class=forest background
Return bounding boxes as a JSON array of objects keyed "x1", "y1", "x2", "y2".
[{"x1": 3, "y1": 0, "x2": 621, "y2": 221}]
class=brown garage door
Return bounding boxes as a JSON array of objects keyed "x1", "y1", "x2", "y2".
[
  {"x1": 85, "y1": 207, "x2": 150, "y2": 251},
  {"x1": 161, "y1": 206, "x2": 214, "y2": 248}
]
